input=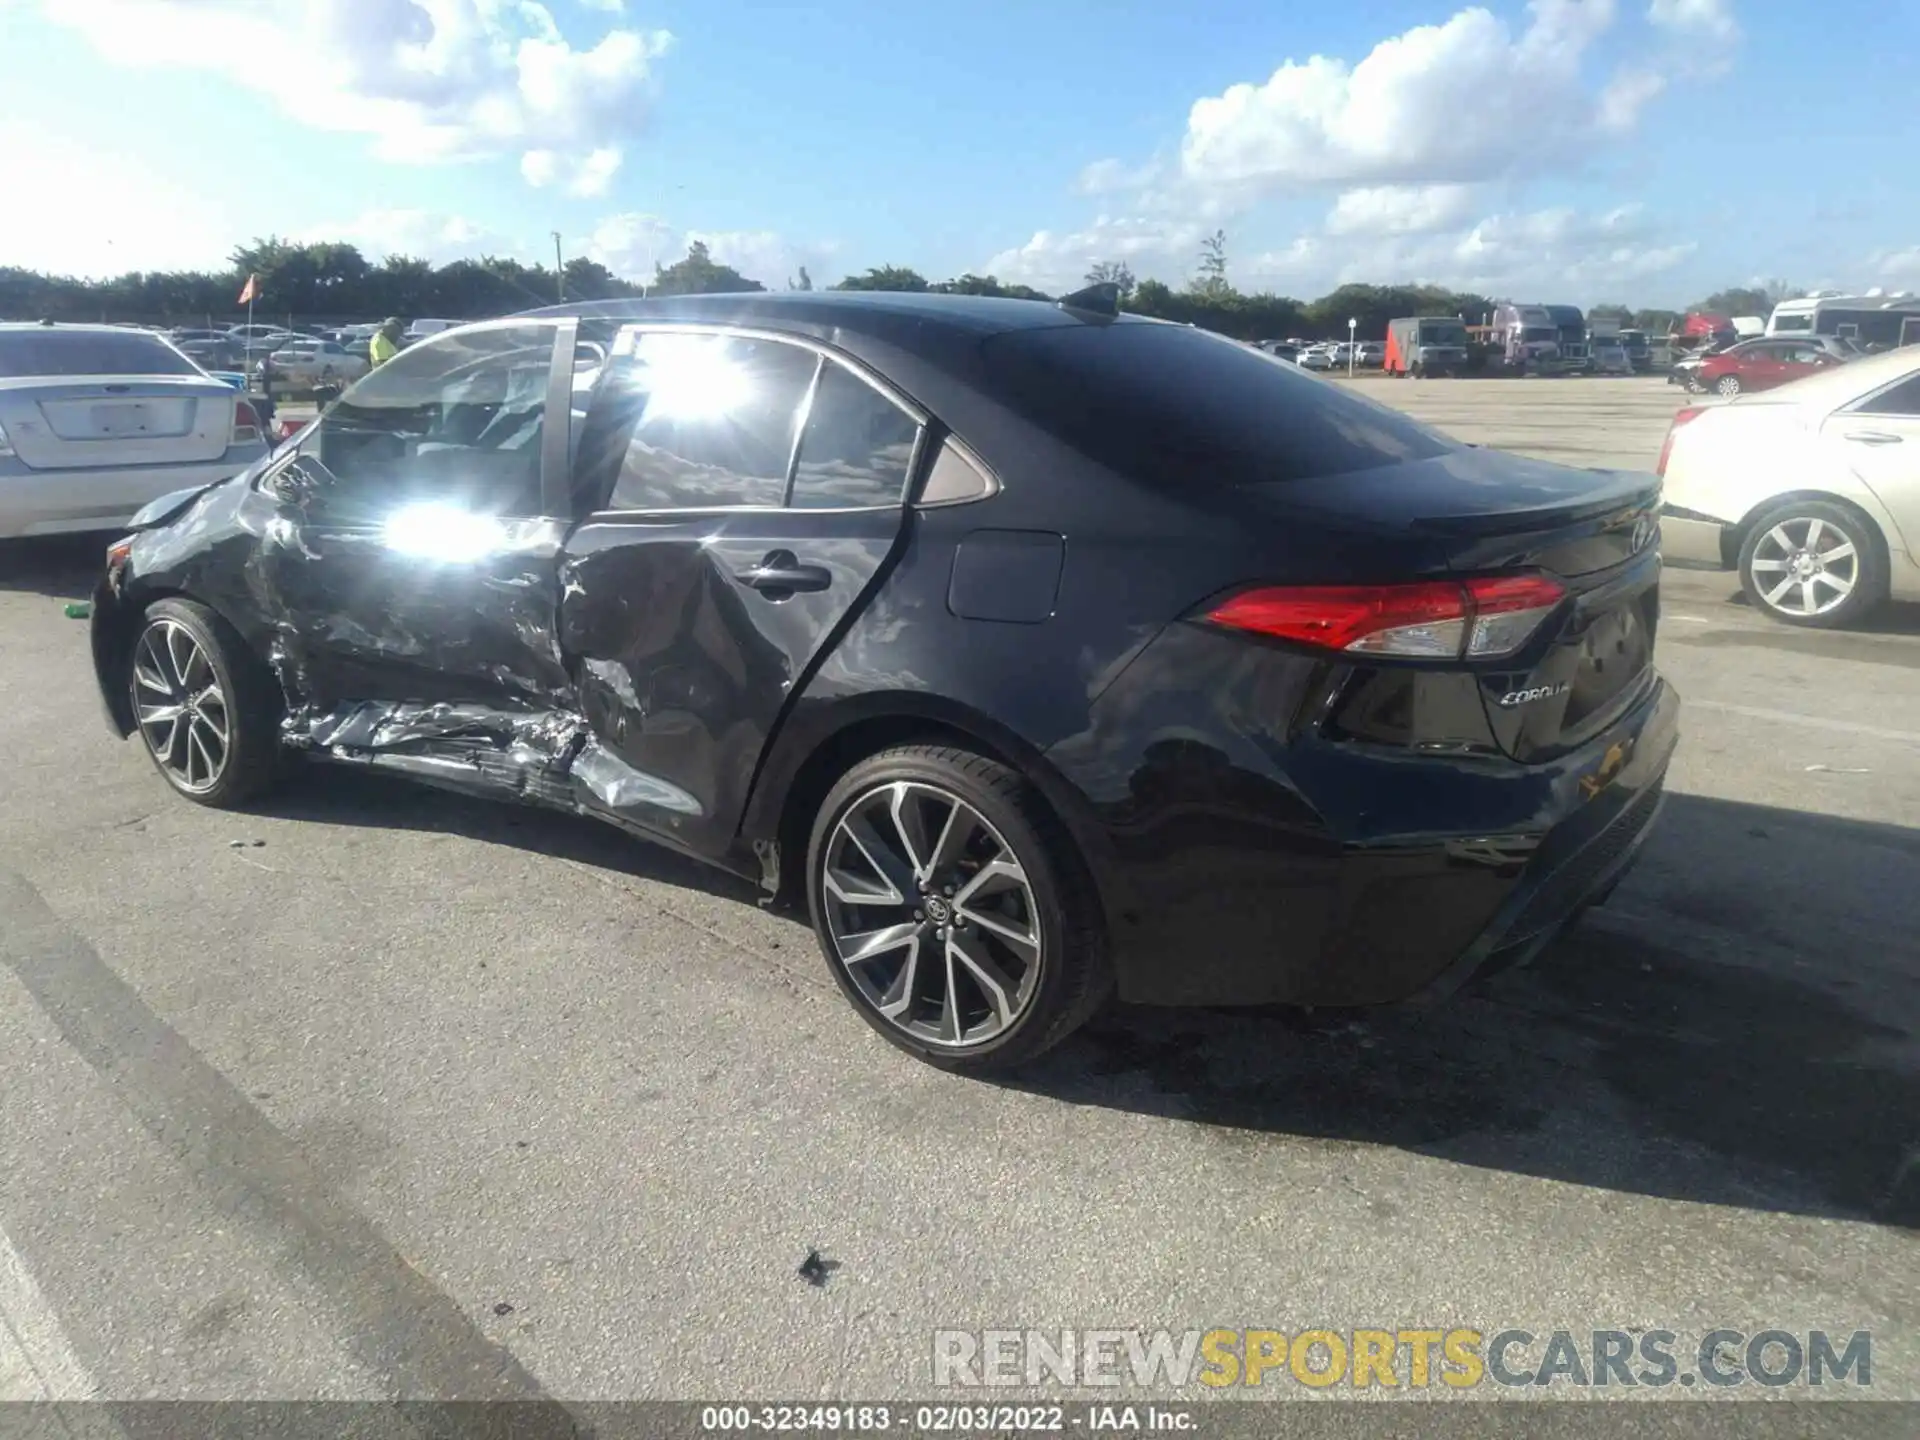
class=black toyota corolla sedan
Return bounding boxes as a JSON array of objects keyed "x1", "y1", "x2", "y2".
[{"x1": 88, "y1": 288, "x2": 1678, "y2": 1070}]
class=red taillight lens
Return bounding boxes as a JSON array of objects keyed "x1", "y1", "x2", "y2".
[
  {"x1": 1656, "y1": 406, "x2": 1703, "y2": 477},
  {"x1": 1205, "y1": 574, "x2": 1566, "y2": 660},
  {"x1": 231, "y1": 399, "x2": 263, "y2": 446}
]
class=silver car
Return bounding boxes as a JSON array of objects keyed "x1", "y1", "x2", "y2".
[
  {"x1": 0, "y1": 323, "x2": 269, "y2": 539},
  {"x1": 254, "y1": 337, "x2": 369, "y2": 392}
]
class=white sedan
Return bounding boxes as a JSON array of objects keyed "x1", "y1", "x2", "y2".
[
  {"x1": 1658, "y1": 344, "x2": 1920, "y2": 627},
  {"x1": 0, "y1": 322, "x2": 268, "y2": 538},
  {"x1": 255, "y1": 338, "x2": 369, "y2": 391}
]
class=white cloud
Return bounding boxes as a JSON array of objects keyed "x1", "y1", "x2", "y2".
[
  {"x1": 1176, "y1": 0, "x2": 1625, "y2": 194},
  {"x1": 301, "y1": 209, "x2": 535, "y2": 265},
  {"x1": 31, "y1": 0, "x2": 671, "y2": 190},
  {"x1": 982, "y1": 215, "x2": 1212, "y2": 293},
  {"x1": 1871, "y1": 248, "x2": 1920, "y2": 282},
  {"x1": 586, "y1": 214, "x2": 836, "y2": 287},
  {"x1": 1648, "y1": 0, "x2": 1738, "y2": 44},
  {"x1": 521, "y1": 145, "x2": 622, "y2": 197},
  {"x1": 1598, "y1": 67, "x2": 1667, "y2": 132},
  {"x1": 1073, "y1": 158, "x2": 1163, "y2": 196},
  {"x1": 1326, "y1": 185, "x2": 1480, "y2": 237},
  {"x1": 0, "y1": 122, "x2": 235, "y2": 276}
]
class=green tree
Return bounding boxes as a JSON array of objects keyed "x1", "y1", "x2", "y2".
[
  {"x1": 1085, "y1": 260, "x2": 1136, "y2": 300},
  {"x1": 1192, "y1": 230, "x2": 1231, "y2": 300},
  {"x1": 834, "y1": 265, "x2": 930, "y2": 292},
  {"x1": 932, "y1": 273, "x2": 1050, "y2": 300},
  {"x1": 1589, "y1": 303, "x2": 1634, "y2": 325},
  {"x1": 650, "y1": 241, "x2": 767, "y2": 296},
  {"x1": 1692, "y1": 283, "x2": 1799, "y2": 317}
]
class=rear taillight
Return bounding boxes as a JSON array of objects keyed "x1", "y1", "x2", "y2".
[
  {"x1": 1656, "y1": 406, "x2": 1703, "y2": 477},
  {"x1": 231, "y1": 399, "x2": 263, "y2": 446},
  {"x1": 1204, "y1": 574, "x2": 1567, "y2": 660}
]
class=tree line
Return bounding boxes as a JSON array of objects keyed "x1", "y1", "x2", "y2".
[{"x1": 0, "y1": 233, "x2": 1791, "y2": 342}]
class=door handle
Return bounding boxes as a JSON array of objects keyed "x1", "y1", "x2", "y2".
[
  {"x1": 736, "y1": 551, "x2": 832, "y2": 595},
  {"x1": 1845, "y1": 431, "x2": 1903, "y2": 446}
]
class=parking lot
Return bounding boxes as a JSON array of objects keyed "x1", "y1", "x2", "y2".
[{"x1": 1, "y1": 376, "x2": 1917, "y2": 1418}]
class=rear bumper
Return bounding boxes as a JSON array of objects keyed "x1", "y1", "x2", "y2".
[
  {"x1": 1659, "y1": 510, "x2": 1732, "y2": 568},
  {"x1": 1075, "y1": 666, "x2": 1680, "y2": 1010},
  {"x1": 0, "y1": 453, "x2": 260, "y2": 539}
]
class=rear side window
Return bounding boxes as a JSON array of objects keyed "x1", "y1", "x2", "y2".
[
  {"x1": 0, "y1": 330, "x2": 200, "y2": 378},
  {"x1": 1858, "y1": 374, "x2": 1920, "y2": 416},
  {"x1": 789, "y1": 362, "x2": 920, "y2": 509},
  {"x1": 601, "y1": 334, "x2": 816, "y2": 510},
  {"x1": 976, "y1": 322, "x2": 1452, "y2": 486}
]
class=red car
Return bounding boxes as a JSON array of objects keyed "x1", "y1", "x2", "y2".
[{"x1": 1697, "y1": 337, "x2": 1850, "y2": 397}]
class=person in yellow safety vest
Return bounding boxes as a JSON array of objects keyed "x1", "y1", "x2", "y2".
[{"x1": 369, "y1": 317, "x2": 404, "y2": 368}]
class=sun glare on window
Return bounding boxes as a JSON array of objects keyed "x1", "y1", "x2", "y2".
[{"x1": 637, "y1": 336, "x2": 757, "y2": 422}]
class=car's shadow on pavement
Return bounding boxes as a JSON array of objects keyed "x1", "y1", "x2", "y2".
[
  {"x1": 253, "y1": 762, "x2": 776, "y2": 912},
  {"x1": 1015, "y1": 791, "x2": 1920, "y2": 1230},
  {"x1": 0, "y1": 535, "x2": 107, "y2": 597},
  {"x1": 255, "y1": 767, "x2": 1920, "y2": 1229}
]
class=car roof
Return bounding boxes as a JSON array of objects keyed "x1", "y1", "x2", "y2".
[
  {"x1": 519, "y1": 289, "x2": 1144, "y2": 350},
  {"x1": 0, "y1": 321, "x2": 170, "y2": 336}
]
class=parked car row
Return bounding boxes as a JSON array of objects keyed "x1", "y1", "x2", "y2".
[{"x1": 1668, "y1": 334, "x2": 1860, "y2": 396}]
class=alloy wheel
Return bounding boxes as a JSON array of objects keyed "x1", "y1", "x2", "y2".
[
  {"x1": 1748, "y1": 516, "x2": 1859, "y2": 619},
  {"x1": 132, "y1": 619, "x2": 230, "y2": 793},
  {"x1": 818, "y1": 781, "x2": 1043, "y2": 1049},
  {"x1": 1716, "y1": 374, "x2": 1741, "y2": 396}
]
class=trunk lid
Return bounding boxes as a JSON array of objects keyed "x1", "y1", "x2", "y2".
[
  {"x1": 0, "y1": 376, "x2": 236, "y2": 470},
  {"x1": 1241, "y1": 449, "x2": 1663, "y2": 762}
]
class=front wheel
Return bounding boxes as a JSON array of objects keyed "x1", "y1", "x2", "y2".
[
  {"x1": 1737, "y1": 501, "x2": 1887, "y2": 629},
  {"x1": 129, "y1": 598, "x2": 285, "y2": 806},
  {"x1": 807, "y1": 744, "x2": 1110, "y2": 1072}
]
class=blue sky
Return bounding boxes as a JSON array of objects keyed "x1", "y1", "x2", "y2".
[{"x1": 0, "y1": 0, "x2": 1914, "y2": 306}]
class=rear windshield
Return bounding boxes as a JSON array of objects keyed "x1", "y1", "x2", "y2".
[
  {"x1": 976, "y1": 322, "x2": 1453, "y2": 486},
  {"x1": 0, "y1": 330, "x2": 201, "y2": 378}
]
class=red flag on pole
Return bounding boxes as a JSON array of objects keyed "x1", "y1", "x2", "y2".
[{"x1": 237, "y1": 273, "x2": 260, "y2": 305}]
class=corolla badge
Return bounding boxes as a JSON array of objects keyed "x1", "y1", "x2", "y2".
[{"x1": 1498, "y1": 681, "x2": 1571, "y2": 708}]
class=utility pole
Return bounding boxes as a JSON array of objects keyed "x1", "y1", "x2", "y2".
[{"x1": 552, "y1": 232, "x2": 565, "y2": 302}]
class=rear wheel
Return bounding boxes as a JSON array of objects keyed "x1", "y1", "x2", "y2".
[
  {"x1": 1715, "y1": 373, "x2": 1742, "y2": 397},
  {"x1": 806, "y1": 744, "x2": 1109, "y2": 1072},
  {"x1": 130, "y1": 598, "x2": 285, "y2": 806},
  {"x1": 1737, "y1": 500, "x2": 1886, "y2": 629}
]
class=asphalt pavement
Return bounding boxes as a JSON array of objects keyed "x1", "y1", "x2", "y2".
[{"x1": 0, "y1": 376, "x2": 1915, "y2": 1425}]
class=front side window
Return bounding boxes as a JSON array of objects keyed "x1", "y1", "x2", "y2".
[
  {"x1": 598, "y1": 333, "x2": 817, "y2": 511},
  {"x1": 1773, "y1": 314, "x2": 1814, "y2": 332},
  {"x1": 302, "y1": 322, "x2": 558, "y2": 516},
  {"x1": 789, "y1": 361, "x2": 920, "y2": 509}
]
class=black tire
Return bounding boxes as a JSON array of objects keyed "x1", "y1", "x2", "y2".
[
  {"x1": 1736, "y1": 499, "x2": 1887, "y2": 629},
  {"x1": 1684, "y1": 373, "x2": 1705, "y2": 394},
  {"x1": 806, "y1": 743, "x2": 1111, "y2": 1072},
  {"x1": 1714, "y1": 373, "x2": 1742, "y2": 397},
  {"x1": 129, "y1": 597, "x2": 285, "y2": 807}
]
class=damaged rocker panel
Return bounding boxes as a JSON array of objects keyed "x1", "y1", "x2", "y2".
[{"x1": 283, "y1": 699, "x2": 704, "y2": 822}]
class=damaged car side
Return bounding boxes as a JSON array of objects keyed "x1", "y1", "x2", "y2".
[{"x1": 91, "y1": 293, "x2": 1677, "y2": 1073}]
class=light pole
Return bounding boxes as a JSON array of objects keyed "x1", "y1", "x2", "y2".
[
  {"x1": 552, "y1": 232, "x2": 564, "y2": 302},
  {"x1": 1348, "y1": 317, "x2": 1358, "y2": 377}
]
